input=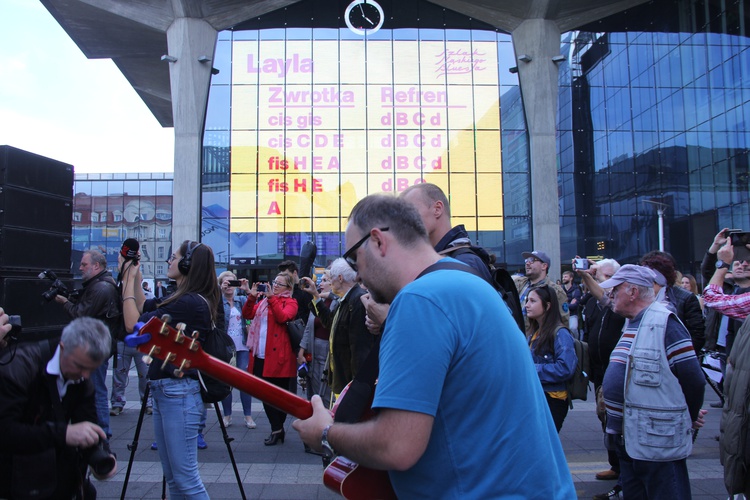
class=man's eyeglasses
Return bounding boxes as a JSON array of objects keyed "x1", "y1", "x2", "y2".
[
  {"x1": 525, "y1": 257, "x2": 541, "y2": 264},
  {"x1": 343, "y1": 227, "x2": 389, "y2": 271}
]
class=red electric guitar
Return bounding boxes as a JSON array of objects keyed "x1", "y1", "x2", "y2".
[{"x1": 134, "y1": 315, "x2": 396, "y2": 500}]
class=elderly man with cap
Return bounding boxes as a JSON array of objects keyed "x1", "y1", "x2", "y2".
[
  {"x1": 514, "y1": 250, "x2": 570, "y2": 331},
  {"x1": 599, "y1": 264, "x2": 706, "y2": 499}
]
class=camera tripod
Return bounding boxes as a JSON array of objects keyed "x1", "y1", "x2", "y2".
[{"x1": 119, "y1": 383, "x2": 247, "y2": 500}]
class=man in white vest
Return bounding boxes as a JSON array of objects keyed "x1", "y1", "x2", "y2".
[{"x1": 599, "y1": 264, "x2": 706, "y2": 499}]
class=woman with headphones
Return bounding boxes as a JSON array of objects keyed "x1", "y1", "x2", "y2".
[{"x1": 120, "y1": 240, "x2": 220, "y2": 499}]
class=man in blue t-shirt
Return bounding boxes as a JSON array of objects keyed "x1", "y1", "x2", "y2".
[{"x1": 293, "y1": 194, "x2": 574, "y2": 499}]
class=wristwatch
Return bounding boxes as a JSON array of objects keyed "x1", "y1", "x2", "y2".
[
  {"x1": 321, "y1": 424, "x2": 336, "y2": 460},
  {"x1": 716, "y1": 260, "x2": 731, "y2": 270}
]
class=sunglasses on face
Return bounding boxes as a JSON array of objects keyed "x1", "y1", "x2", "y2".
[{"x1": 343, "y1": 227, "x2": 389, "y2": 271}]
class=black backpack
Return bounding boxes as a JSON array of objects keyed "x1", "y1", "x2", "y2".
[
  {"x1": 196, "y1": 295, "x2": 235, "y2": 403},
  {"x1": 443, "y1": 245, "x2": 525, "y2": 334}
]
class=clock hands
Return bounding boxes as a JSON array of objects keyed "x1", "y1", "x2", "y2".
[{"x1": 358, "y1": 3, "x2": 375, "y2": 27}]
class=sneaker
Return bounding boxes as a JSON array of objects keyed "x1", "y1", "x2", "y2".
[
  {"x1": 245, "y1": 416, "x2": 257, "y2": 429},
  {"x1": 197, "y1": 433, "x2": 207, "y2": 450},
  {"x1": 150, "y1": 441, "x2": 158, "y2": 450},
  {"x1": 222, "y1": 416, "x2": 232, "y2": 427},
  {"x1": 109, "y1": 407, "x2": 123, "y2": 416},
  {"x1": 593, "y1": 484, "x2": 622, "y2": 500},
  {"x1": 710, "y1": 400, "x2": 723, "y2": 408}
]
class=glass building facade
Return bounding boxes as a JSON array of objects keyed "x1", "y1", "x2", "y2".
[
  {"x1": 195, "y1": 0, "x2": 748, "y2": 280},
  {"x1": 72, "y1": 173, "x2": 173, "y2": 281}
]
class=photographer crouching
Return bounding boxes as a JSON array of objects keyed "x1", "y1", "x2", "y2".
[
  {"x1": 0, "y1": 317, "x2": 117, "y2": 499},
  {"x1": 53, "y1": 250, "x2": 121, "y2": 440}
]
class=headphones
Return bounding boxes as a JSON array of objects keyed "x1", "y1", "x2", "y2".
[{"x1": 178, "y1": 241, "x2": 202, "y2": 275}]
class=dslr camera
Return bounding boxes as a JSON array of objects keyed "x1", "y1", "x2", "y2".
[
  {"x1": 38, "y1": 270, "x2": 81, "y2": 302},
  {"x1": 82, "y1": 439, "x2": 117, "y2": 479}
]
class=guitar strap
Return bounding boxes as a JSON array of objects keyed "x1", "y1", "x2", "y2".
[{"x1": 416, "y1": 260, "x2": 484, "y2": 280}]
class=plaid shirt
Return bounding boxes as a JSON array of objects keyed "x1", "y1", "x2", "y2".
[{"x1": 703, "y1": 284, "x2": 750, "y2": 320}]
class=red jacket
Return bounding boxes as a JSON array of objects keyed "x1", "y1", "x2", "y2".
[{"x1": 242, "y1": 294, "x2": 298, "y2": 378}]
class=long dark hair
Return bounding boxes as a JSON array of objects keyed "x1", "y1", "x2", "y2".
[
  {"x1": 162, "y1": 240, "x2": 221, "y2": 323},
  {"x1": 527, "y1": 285, "x2": 564, "y2": 356}
]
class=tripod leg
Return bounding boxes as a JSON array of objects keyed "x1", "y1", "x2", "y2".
[
  {"x1": 120, "y1": 382, "x2": 151, "y2": 500},
  {"x1": 213, "y1": 401, "x2": 247, "y2": 500}
]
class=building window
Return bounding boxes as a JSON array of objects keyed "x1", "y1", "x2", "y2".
[
  {"x1": 100, "y1": 212, "x2": 107, "y2": 222},
  {"x1": 157, "y1": 246, "x2": 165, "y2": 259},
  {"x1": 156, "y1": 264, "x2": 164, "y2": 275},
  {"x1": 158, "y1": 228, "x2": 167, "y2": 239},
  {"x1": 91, "y1": 213, "x2": 99, "y2": 222},
  {"x1": 73, "y1": 212, "x2": 82, "y2": 222}
]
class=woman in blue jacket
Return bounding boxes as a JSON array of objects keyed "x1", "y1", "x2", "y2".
[{"x1": 526, "y1": 285, "x2": 578, "y2": 432}]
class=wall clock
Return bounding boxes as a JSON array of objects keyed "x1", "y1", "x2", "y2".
[{"x1": 345, "y1": 0, "x2": 384, "y2": 36}]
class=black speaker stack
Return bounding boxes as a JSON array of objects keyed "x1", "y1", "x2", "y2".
[{"x1": 0, "y1": 145, "x2": 75, "y2": 340}]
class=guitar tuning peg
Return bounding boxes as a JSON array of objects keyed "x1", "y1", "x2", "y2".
[
  {"x1": 160, "y1": 352, "x2": 176, "y2": 371},
  {"x1": 145, "y1": 345, "x2": 160, "y2": 364},
  {"x1": 176, "y1": 322, "x2": 187, "y2": 333},
  {"x1": 173, "y1": 359, "x2": 190, "y2": 377},
  {"x1": 160, "y1": 314, "x2": 172, "y2": 324},
  {"x1": 158, "y1": 321, "x2": 170, "y2": 336},
  {"x1": 191, "y1": 330, "x2": 200, "y2": 339}
]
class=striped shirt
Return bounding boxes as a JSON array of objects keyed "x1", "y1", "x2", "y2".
[
  {"x1": 602, "y1": 308, "x2": 703, "y2": 435},
  {"x1": 703, "y1": 284, "x2": 750, "y2": 320}
]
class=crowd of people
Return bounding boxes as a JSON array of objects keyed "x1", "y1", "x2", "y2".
[{"x1": 3, "y1": 184, "x2": 750, "y2": 498}]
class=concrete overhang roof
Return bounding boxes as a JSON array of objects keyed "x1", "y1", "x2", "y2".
[{"x1": 41, "y1": 0, "x2": 648, "y2": 127}]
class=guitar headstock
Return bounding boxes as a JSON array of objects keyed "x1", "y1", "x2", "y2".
[{"x1": 134, "y1": 315, "x2": 207, "y2": 377}]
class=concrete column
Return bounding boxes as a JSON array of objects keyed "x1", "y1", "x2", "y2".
[
  {"x1": 511, "y1": 19, "x2": 562, "y2": 279},
  {"x1": 165, "y1": 17, "x2": 217, "y2": 244}
]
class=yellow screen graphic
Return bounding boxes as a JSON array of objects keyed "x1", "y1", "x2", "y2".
[{"x1": 230, "y1": 39, "x2": 503, "y2": 233}]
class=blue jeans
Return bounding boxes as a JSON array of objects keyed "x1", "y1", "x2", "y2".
[
  {"x1": 221, "y1": 350, "x2": 253, "y2": 417},
  {"x1": 607, "y1": 433, "x2": 692, "y2": 499},
  {"x1": 90, "y1": 359, "x2": 111, "y2": 438},
  {"x1": 150, "y1": 378, "x2": 208, "y2": 499},
  {"x1": 111, "y1": 342, "x2": 151, "y2": 408}
]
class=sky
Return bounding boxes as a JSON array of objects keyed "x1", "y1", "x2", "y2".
[{"x1": 0, "y1": 0, "x2": 174, "y2": 174}]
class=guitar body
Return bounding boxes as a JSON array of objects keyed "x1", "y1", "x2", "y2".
[
  {"x1": 134, "y1": 316, "x2": 395, "y2": 500},
  {"x1": 324, "y1": 457, "x2": 396, "y2": 500}
]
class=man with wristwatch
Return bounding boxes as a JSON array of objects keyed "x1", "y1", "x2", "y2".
[
  {"x1": 293, "y1": 194, "x2": 575, "y2": 499},
  {"x1": 701, "y1": 228, "x2": 750, "y2": 400}
]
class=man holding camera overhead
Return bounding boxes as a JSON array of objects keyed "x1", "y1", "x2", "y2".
[
  {"x1": 54, "y1": 249, "x2": 122, "y2": 439},
  {"x1": 0, "y1": 317, "x2": 118, "y2": 499}
]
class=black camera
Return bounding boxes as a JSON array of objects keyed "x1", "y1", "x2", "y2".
[
  {"x1": 38, "y1": 270, "x2": 72, "y2": 302},
  {"x1": 257, "y1": 284, "x2": 267, "y2": 293},
  {"x1": 4, "y1": 315, "x2": 21, "y2": 345},
  {"x1": 82, "y1": 439, "x2": 116, "y2": 478}
]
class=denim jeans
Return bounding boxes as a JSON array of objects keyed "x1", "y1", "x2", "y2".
[
  {"x1": 606, "y1": 433, "x2": 692, "y2": 499},
  {"x1": 150, "y1": 377, "x2": 208, "y2": 499},
  {"x1": 90, "y1": 359, "x2": 110, "y2": 438},
  {"x1": 111, "y1": 342, "x2": 151, "y2": 409},
  {"x1": 221, "y1": 350, "x2": 253, "y2": 417}
]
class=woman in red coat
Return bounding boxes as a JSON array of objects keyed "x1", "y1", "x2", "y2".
[{"x1": 242, "y1": 272, "x2": 299, "y2": 445}]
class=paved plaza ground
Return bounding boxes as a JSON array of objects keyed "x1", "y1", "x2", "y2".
[{"x1": 94, "y1": 367, "x2": 728, "y2": 499}]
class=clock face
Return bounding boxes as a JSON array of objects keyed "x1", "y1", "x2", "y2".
[{"x1": 345, "y1": 0, "x2": 384, "y2": 36}]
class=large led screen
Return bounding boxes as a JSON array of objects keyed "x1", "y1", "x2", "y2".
[{"x1": 230, "y1": 37, "x2": 503, "y2": 234}]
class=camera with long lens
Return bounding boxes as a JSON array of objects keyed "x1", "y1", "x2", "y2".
[
  {"x1": 82, "y1": 439, "x2": 116, "y2": 478},
  {"x1": 38, "y1": 270, "x2": 72, "y2": 302}
]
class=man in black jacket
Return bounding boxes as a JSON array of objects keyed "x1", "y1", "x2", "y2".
[
  {"x1": 0, "y1": 317, "x2": 117, "y2": 498},
  {"x1": 303, "y1": 258, "x2": 375, "y2": 397},
  {"x1": 579, "y1": 258, "x2": 627, "y2": 492},
  {"x1": 55, "y1": 250, "x2": 121, "y2": 438}
]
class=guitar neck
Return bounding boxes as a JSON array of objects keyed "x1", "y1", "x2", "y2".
[{"x1": 195, "y1": 353, "x2": 313, "y2": 420}]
